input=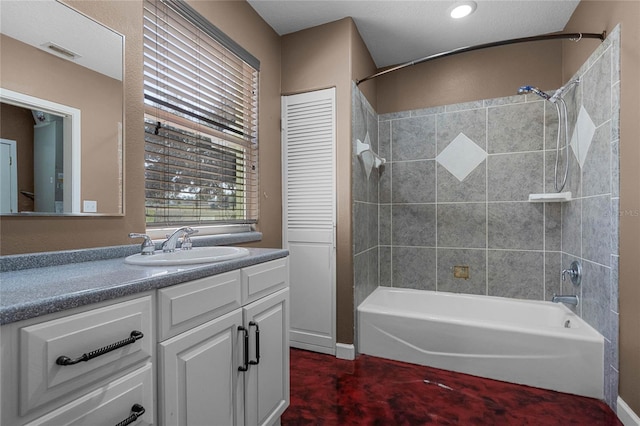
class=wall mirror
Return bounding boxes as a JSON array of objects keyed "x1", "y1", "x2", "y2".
[{"x1": 0, "y1": 0, "x2": 124, "y2": 215}]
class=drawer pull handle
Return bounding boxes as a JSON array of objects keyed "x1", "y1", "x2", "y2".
[
  {"x1": 249, "y1": 321, "x2": 260, "y2": 365},
  {"x1": 56, "y1": 330, "x2": 144, "y2": 366},
  {"x1": 238, "y1": 326, "x2": 249, "y2": 372},
  {"x1": 115, "y1": 403, "x2": 146, "y2": 426}
]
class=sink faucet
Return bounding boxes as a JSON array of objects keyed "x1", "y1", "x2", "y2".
[
  {"x1": 552, "y1": 294, "x2": 579, "y2": 306},
  {"x1": 161, "y1": 227, "x2": 198, "y2": 252},
  {"x1": 129, "y1": 233, "x2": 156, "y2": 255}
]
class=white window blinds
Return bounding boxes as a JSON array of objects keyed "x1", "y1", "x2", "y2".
[{"x1": 143, "y1": 0, "x2": 259, "y2": 226}]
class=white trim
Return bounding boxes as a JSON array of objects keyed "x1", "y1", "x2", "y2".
[
  {"x1": 335, "y1": 343, "x2": 355, "y2": 360},
  {"x1": 145, "y1": 224, "x2": 253, "y2": 240},
  {"x1": 0, "y1": 88, "x2": 81, "y2": 213},
  {"x1": 618, "y1": 397, "x2": 640, "y2": 426},
  {"x1": 290, "y1": 341, "x2": 335, "y2": 356}
]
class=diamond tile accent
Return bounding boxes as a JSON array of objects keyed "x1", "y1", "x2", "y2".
[
  {"x1": 436, "y1": 132, "x2": 487, "y2": 182},
  {"x1": 570, "y1": 105, "x2": 596, "y2": 168}
]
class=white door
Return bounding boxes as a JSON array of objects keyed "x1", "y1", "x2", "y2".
[
  {"x1": 33, "y1": 121, "x2": 58, "y2": 212},
  {"x1": 0, "y1": 139, "x2": 17, "y2": 214},
  {"x1": 158, "y1": 309, "x2": 244, "y2": 426},
  {"x1": 243, "y1": 288, "x2": 289, "y2": 426},
  {"x1": 282, "y1": 88, "x2": 336, "y2": 355}
]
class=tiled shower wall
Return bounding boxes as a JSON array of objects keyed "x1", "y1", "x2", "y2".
[
  {"x1": 352, "y1": 27, "x2": 620, "y2": 409},
  {"x1": 352, "y1": 85, "x2": 380, "y2": 310}
]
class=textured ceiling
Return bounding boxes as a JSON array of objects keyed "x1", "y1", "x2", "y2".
[{"x1": 247, "y1": 0, "x2": 582, "y2": 68}]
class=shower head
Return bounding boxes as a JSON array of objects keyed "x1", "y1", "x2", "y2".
[
  {"x1": 549, "y1": 78, "x2": 580, "y2": 104},
  {"x1": 517, "y1": 85, "x2": 552, "y2": 101}
]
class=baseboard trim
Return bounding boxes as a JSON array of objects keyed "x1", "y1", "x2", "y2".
[
  {"x1": 618, "y1": 397, "x2": 640, "y2": 426},
  {"x1": 290, "y1": 341, "x2": 335, "y2": 356},
  {"x1": 335, "y1": 343, "x2": 355, "y2": 360}
]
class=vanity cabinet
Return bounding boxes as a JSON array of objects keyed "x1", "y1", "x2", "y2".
[
  {"x1": 158, "y1": 258, "x2": 290, "y2": 426},
  {"x1": 1, "y1": 294, "x2": 155, "y2": 426},
  {"x1": 1, "y1": 256, "x2": 289, "y2": 426}
]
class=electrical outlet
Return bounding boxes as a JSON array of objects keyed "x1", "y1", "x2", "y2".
[{"x1": 83, "y1": 200, "x2": 97, "y2": 213}]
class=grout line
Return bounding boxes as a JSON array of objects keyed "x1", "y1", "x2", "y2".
[
  {"x1": 434, "y1": 114, "x2": 438, "y2": 292},
  {"x1": 485, "y1": 107, "x2": 490, "y2": 296},
  {"x1": 489, "y1": 149, "x2": 546, "y2": 156},
  {"x1": 389, "y1": 120, "x2": 393, "y2": 288},
  {"x1": 542, "y1": 100, "x2": 547, "y2": 300}
]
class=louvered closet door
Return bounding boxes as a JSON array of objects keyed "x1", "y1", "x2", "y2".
[{"x1": 282, "y1": 88, "x2": 336, "y2": 355}]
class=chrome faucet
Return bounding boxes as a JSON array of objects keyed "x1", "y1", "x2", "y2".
[
  {"x1": 161, "y1": 227, "x2": 198, "y2": 252},
  {"x1": 552, "y1": 294, "x2": 579, "y2": 306},
  {"x1": 129, "y1": 233, "x2": 156, "y2": 255},
  {"x1": 561, "y1": 260, "x2": 582, "y2": 286}
]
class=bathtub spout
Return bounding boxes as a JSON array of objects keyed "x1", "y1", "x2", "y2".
[{"x1": 552, "y1": 294, "x2": 579, "y2": 306}]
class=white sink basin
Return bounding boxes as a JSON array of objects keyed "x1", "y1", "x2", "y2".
[{"x1": 125, "y1": 246, "x2": 250, "y2": 266}]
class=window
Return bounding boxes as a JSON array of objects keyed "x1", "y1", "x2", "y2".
[{"x1": 143, "y1": 0, "x2": 259, "y2": 226}]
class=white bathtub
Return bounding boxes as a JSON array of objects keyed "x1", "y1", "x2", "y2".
[{"x1": 357, "y1": 286, "x2": 604, "y2": 399}]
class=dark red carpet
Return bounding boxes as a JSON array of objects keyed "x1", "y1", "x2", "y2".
[{"x1": 282, "y1": 348, "x2": 621, "y2": 425}]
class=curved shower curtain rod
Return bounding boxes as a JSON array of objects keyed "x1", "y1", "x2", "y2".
[{"x1": 356, "y1": 31, "x2": 606, "y2": 85}]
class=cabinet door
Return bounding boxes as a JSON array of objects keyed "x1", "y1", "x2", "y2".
[
  {"x1": 243, "y1": 288, "x2": 290, "y2": 426},
  {"x1": 159, "y1": 309, "x2": 244, "y2": 426}
]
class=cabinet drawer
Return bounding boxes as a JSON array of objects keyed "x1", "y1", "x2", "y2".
[
  {"x1": 25, "y1": 363, "x2": 154, "y2": 426},
  {"x1": 158, "y1": 270, "x2": 241, "y2": 341},
  {"x1": 241, "y1": 258, "x2": 289, "y2": 305},
  {"x1": 20, "y1": 296, "x2": 153, "y2": 415}
]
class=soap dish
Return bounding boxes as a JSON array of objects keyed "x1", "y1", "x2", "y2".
[{"x1": 528, "y1": 192, "x2": 572, "y2": 202}]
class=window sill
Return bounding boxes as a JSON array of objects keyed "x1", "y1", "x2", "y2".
[
  {"x1": 145, "y1": 224, "x2": 254, "y2": 240},
  {"x1": 186, "y1": 231, "x2": 262, "y2": 247}
]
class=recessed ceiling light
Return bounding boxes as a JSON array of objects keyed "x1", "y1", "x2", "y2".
[{"x1": 450, "y1": 1, "x2": 477, "y2": 19}]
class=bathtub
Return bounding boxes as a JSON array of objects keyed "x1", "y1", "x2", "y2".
[{"x1": 357, "y1": 286, "x2": 604, "y2": 399}]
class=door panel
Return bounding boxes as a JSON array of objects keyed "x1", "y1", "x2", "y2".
[
  {"x1": 158, "y1": 309, "x2": 244, "y2": 426},
  {"x1": 282, "y1": 88, "x2": 336, "y2": 354},
  {"x1": 243, "y1": 289, "x2": 289, "y2": 426}
]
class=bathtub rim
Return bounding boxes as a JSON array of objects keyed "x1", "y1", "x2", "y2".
[{"x1": 357, "y1": 286, "x2": 603, "y2": 343}]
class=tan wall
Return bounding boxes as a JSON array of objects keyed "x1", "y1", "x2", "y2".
[
  {"x1": 562, "y1": 0, "x2": 640, "y2": 414},
  {"x1": 185, "y1": 1, "x2": 282, "y2": 249},
  {"x1": 0, "y1": 1, "x2": 282, "y2": 255},
  {"x1": 281, "y1": 18, "x2": 355, "y2": 344},
  {"x1": 0, "y1": 0, "x2": 143, "y2": 254},
  {"x1": 1, "y1": 34, "x2": 122, "y2": 214},
  {"x1": 373, "y1": 40, "x2": 562, "y2": 113},
  {"x1": 350, "y1": 25, "x2": 378, "y2": 109}
]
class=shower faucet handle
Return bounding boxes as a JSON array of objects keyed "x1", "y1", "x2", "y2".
[{"x1": 561, "y1": 260, "x2": 582, "y2": 286}]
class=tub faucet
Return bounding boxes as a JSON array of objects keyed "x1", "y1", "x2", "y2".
[
  {"x1": 161, "y1": 227, "x2": 198, "y2": 252},
  {"x1": 552, "y1": 294, "x2": 579, "y2": 306}
]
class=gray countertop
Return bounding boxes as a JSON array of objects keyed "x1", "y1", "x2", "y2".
[{"x1": 1, "y1": 242, "x2": 288, "y2": 325}]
